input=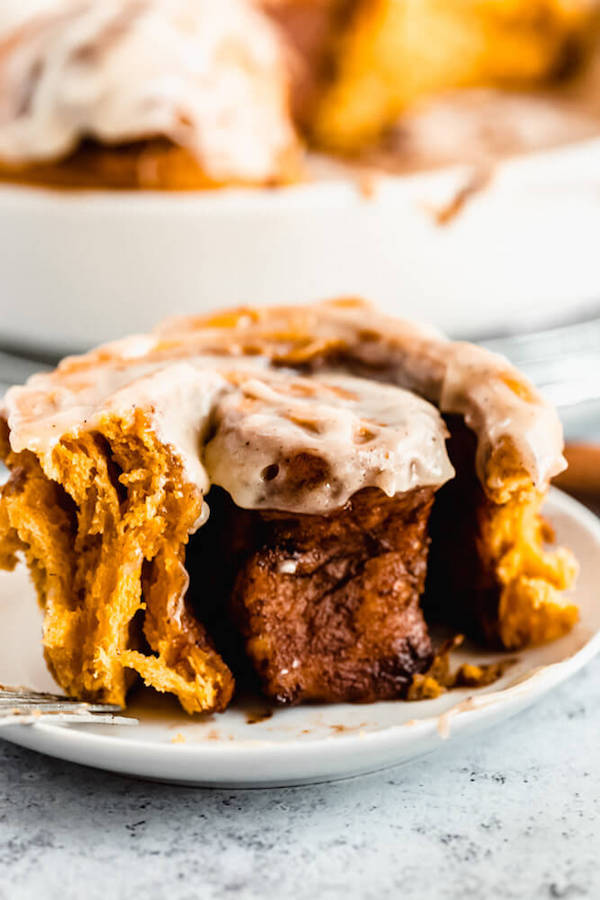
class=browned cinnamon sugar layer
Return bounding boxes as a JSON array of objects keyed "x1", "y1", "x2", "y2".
[
  {"x1": 230, "y1": 486, "x2": 435, "y2": 704},
  {"x1": 0, "y1": 139, "x2": 300, "y2": 191}
]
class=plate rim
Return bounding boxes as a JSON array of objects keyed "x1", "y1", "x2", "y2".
[{"x1": 2, "y1": 487, "x2": 599, "y2": 783}]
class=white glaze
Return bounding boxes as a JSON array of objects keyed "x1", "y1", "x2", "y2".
[
  {"x1": 3, "y1": 347, "x2": 452, "y2": 519},
  {"x1": 155, "y1": 300, "x2": 567, "y2": 489},
  {"x1": 0, "y1": 0, "x2": 294, "y2": 181},
  {"x1": 205, "y1": 371, "x2": 454, "y2": 513},
  {"x1": 333, "y1": 309, "x2": 566, "y2": 488},
  {"x1": 440, "y1": 342, "x2": 565, "y2": 493},
  {"x1": 2, "y1": 302, "x2": 565, "y2": 520},
  {"x1": 3, "y1": 353, "x2": 264, "y2": 491}
]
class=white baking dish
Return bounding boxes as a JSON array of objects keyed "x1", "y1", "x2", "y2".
[{"x1": 1, "y1": 136, "x2": 600, "y2": 353}]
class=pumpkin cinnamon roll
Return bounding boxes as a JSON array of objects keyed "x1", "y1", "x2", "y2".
[
  {"x1": 0, "y1": 300, "x2": 577, "y2": 712},
  {"x1": 0, "y1": 0, "x2": 300, "y2": 189},
  {"x1": 305, "y1": 0, "x2": 600, "y2": 152}
]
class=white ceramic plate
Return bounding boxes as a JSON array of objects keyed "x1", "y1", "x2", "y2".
[
  {"x1": 1, "y1": 488, "x2": 599, "y2": 787},
  {"x1": 1, "y1": 138, "x2": 600, "y2": 354}
]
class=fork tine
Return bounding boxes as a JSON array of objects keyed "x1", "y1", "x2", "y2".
[
  {"x1": 0, "y1": 694, "x2": 122, "y2": 707},
  {"x1": 0, "y1": 683, "x2": 133, "y2": 724},
  {"x1": 481, "y1": 319, "x2": 600, "y2": 409},
  {"x1": 0, "y1": 701, "x2": 123, "y2": 714},
  {"x1": 0, "y1": 687, "x2": 67, "y2": 700},
  {"x1": 0, "y1": 684, "x2": 122, "y2": 711},
  {"x1": 0, "y1": 712, "x2": 138, "y2": 727},
  {"x1": 0, "y1": 684, "x2": 81, "y2": 701}
]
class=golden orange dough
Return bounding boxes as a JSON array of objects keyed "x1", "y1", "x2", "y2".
[
  {"x1": 479, "y1": 487, "x2": 577, "y2": 649},
  {"x1": 311, "y1": 0, "x2": 600, "y2": 152},
  {"x1": 0, "y1": 416, "x2": 234, "y2": 713},
  {"x1": 424, "y1": 417, "x2": 578, "y2": 652},
  {"x1": 0, "y1": 299, "x2": 578, "y2": 714},
  {"x1": 0, "y1": 138, "x2": 301, "y2": 191}
]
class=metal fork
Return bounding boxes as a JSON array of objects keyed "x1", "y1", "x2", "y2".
[
  {"x1": 0, "y1": 360, "x2": 137, "y2": 729},
  {"x1": 481, "y1": 316, "x2": 600, "y2": 410},
  {"x1": 0, "y1": 685, "x2": 138, "y2": 728}
]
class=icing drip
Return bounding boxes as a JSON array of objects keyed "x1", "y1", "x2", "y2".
[
  {"x1": 205, "y1": 370, "x2": 454, "y2": 512},
  {"x1": 3, "y1": 352, "x2": 453, "y2": 518},
  {"x1": 2, "y1": 300, "x2": 565, "y2": 520},
  {"x1": 153, "y1": 300, "x2": 566, "y2": 489}
]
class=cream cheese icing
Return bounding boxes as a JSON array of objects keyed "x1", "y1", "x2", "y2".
[
  {"x1": 205, "y1": 370, "x2": 454, "y2": 512},
  {"x1": 0, "y1": 0, "x2": 295, "y2": 181},
  {"x1": 154, "y1": 299, "x2": 567, "y2": 490},
  {"x1": 1, "y1": 300, "x2": 565, "y2": 523},
  {"x1": 3, "y1": 351, "x2": 453, "y2": 519}
]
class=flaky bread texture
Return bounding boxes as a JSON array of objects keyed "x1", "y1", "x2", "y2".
[
  {"x1": 480, "y1": 484, "x2": 577, "y2": 649},
  {"x1": 0, "y1": 414, "x2": 233, "y2": 712},
  {"x1": 310, "y1": 0, "x2": 600, "y2": 152}
]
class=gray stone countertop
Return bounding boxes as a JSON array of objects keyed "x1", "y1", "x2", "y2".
[{"x1": 0, "y1": 654, "x2": 599, "y2": 900}]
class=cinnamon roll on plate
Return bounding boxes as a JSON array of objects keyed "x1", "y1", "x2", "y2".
[{"x1": 0, "y1": 300, "x2": 577, "y2": 714}]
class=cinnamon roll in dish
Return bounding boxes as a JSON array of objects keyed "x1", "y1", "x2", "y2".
[
  {"x1": 307, "y1": 0, "x2": 600, "y2": 153},
  {"x1": 0, "y1": 300, "x2": 577, "y2": 713},
  {"x1": 0, "y1": 0, "x2": 299, "y2": 189}
]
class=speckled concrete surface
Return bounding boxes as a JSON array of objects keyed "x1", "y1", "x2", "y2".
[{"x1": 0, "y1": 656, "x2": 599, "y2": 900}]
